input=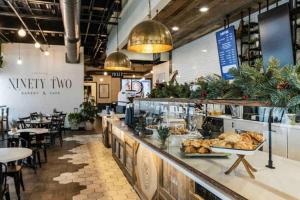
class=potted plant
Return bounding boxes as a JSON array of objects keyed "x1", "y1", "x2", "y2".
[
  {"x1": 10, "y1": 120, "x2": 18, "y2": 133},
  {"x1": 157, "y1": 126, "x2": 170, "y2": 149},
  {"x1": 80, "y1": 100, "x2": 97, "y2": 130},
  {"x1": 68, "y1": 113, "x2": 82, "y2": 130}
]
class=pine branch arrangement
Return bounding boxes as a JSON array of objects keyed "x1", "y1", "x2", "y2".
[{"x1": 149, "y1": 57, "x2": 300, "y2": 112}]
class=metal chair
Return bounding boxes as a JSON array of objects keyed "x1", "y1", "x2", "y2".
[
  {"x1": 49, "y1": 118, "x2": 63, "y2": 147},
  {"x1": 0, "y1": 162, "x2": 10, "y2": 200}
]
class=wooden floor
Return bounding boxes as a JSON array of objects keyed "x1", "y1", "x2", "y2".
[{"x1": 1, "y1": 129, "x2": 140, "y2": 200}]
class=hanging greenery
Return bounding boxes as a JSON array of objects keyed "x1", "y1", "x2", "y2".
[
  {"x1": 149, "y1": 80, "x2": 190, "y2": 98},
  {"x1": 224, "y1": 59, "x2": 264, "y2": 99},
  {"x1": 149, "y1": 58, "x2": 300, "y2": 112}
]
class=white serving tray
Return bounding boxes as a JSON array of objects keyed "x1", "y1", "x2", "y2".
[{"x1": 211, "y1": 142, "x2": 264, "y2": 156}]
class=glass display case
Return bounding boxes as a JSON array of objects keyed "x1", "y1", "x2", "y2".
[{"x1": 133, "y1": 98, "x2": 300, "y2": 166}]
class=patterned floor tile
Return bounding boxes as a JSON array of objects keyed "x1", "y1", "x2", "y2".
[{"x1": 53, "y1": 134, "x2": 140, "y2": 200}]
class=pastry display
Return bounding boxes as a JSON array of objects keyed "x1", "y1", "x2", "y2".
[
  {"x1": 214, "y1": 131, "x2": 264, "y2": 150},
  {"x1": 181, "y1": 139, "x2": 217, "y2": 154},
  {"x1": 146, "y1": 124, "x2": 158, "y2": 129},
  {"x1": 169, "y1": 126, "x2": 189, "y2": 135}
]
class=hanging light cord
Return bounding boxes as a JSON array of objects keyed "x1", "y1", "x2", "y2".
[
  {"x1": 148, "y1": 0, "x2": 152, "y2": 19},
  {"x1": 18, "y1": 44, "x2": 20, "y2": 59}
]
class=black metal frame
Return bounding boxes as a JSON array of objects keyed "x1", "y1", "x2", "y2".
[{"x1": 0, "y1": 0, "x2": 120, "y2": 65}]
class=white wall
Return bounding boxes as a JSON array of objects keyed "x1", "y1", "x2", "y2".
[
  {"x1": 152, "y1": 61, "x2": 170, "y2": 86},
  {"x1": 173, "y1": 1, "x2": 288, "y2": 84},
  {"x1": 0, "y1": 43, "x2": 84, "y2": 120}
]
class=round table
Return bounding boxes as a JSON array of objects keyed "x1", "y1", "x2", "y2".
[
  {"x1": 25, "y1": 119, "x2": 51, "y2": 126},
  {"x1": 8, "y1": 128, "x2": 49, "y2": 136},
  {"x1": 0, "y1": 148, "x2": 32, "y2": 163}
]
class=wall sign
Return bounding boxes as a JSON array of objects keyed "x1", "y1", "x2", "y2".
[
  {"x1": 111, "y1": 72, "x2": 123, "y2": 78},
  {"x1": 8, "y1": 74, "x2": 73, "y2": 96},
  {"x1": 0, "y1": 43, "x2": 84, "y2": 120},
  {"x1": 216, "y1": 26, "x2": 239, "y2": 80}
]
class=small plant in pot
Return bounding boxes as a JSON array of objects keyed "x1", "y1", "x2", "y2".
[
  {"x1": 68, "y1": 113, "x2": 82, "y2": 130},
  {"x1": 10, "y1": 120, "x2": 18, "y2": 133},
  {"x1": 80, "y1": 100, "x2": 97, "y2": 131},
  {"x1": 157, "y1": 126, "x2": 170, "y2": 149}
]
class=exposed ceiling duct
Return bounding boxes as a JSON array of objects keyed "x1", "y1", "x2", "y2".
[{"x1": 60, "y1": 0, "x2": 81, "y2": 63}]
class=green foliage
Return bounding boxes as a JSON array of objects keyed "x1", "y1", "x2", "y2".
[
  {"x1": 68, "y1": 113, "x2": 82, "y2": 124},
  {"x1": 150, "y1": 80, "x2": 190, "y2": 98},
  {"x1": 190, "y1": 77, "x2": 209, "y2": 99},
  {"x1": 157, "y1": 126, "x2": 170, "y2": 142},
  {"x1": 80, "y1": 99, "x2": 97, "y2": 123},
  {"x1": 149, "y1": 57, "x2": 300, "y2": 112},
  {"x1": 225, "y1": 60, "x2": 264, "y2": 99},
  {"x1": 205, "y1": 74, "x2": 231, "y2": 99},
  {"x1": 254, "y1": 58, "x2": 300, "y2": 112}
]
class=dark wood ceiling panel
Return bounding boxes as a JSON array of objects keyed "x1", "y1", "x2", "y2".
[{"x1": 154, "y1": 0, "x2": 278, "y2": 48}]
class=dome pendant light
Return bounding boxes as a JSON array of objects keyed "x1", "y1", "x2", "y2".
[
  {"x1": 104, "y1": 2, "x2": 131, "y2": 71},
  {"x1": 127, "y1": 0, "x2": 173, "y2": 53}
]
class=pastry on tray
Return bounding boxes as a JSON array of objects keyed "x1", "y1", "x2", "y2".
[
  {"x1": 214, "y1": 131, "x2": 264, "y2": 150},
  {"x1": 146, "y1": 125, "x2": 158, "y2": 129},
  {"x1": 181, "y1": 139, "x2": 217, "y2": 154},
  {"x1": 169, "y1": 126, "x2": 189, "y2": 135}
]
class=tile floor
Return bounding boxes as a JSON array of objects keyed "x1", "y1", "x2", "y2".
[
  {"x1": 4, "y1": 131, "x2": 140, "y2": 200},
  {"x1": 53, "y1": 134, "x2": 140, "y2": 200}
]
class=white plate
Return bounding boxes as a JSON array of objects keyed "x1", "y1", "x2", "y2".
[{"x1": 211, "y1": 142, "x2": 264, "y2": 156}]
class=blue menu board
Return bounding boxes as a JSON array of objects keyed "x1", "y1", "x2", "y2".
[{"x1": 216, "y1": 26, "x2": 239, "y2": 80}]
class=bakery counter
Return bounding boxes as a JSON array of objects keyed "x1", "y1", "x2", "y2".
[
  {"x1": 99, "y1": 114, "x2": 125, "y2": 148},
  {"x1": 106, "y1": 117, "x2": 300, "y2": 200}
]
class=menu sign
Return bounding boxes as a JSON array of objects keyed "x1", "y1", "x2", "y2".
[
  {"x1": 216, "y1": 26, "x2": 239, "y2": 80},
  {"x1": 111, "y1": 72, "x2": 123, "y2": 78}
]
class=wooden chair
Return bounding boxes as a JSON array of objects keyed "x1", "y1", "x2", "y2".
[{"x1": 0, "y1": 162, "x2": 10, "y2": 200}]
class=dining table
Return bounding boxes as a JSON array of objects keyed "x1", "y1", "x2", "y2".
[
  {"x1": 0, "y1": 147, "x2": 32, "y2": 199},
  {"x1": 25, "y1": 119, "x2": 51, "y2": 127},
  {"x1": 8, "y1": 128, "x2": 49, "y2": 136},
  {"x1": 0, "y1": 147, "x2": 33, "y2": 163}
]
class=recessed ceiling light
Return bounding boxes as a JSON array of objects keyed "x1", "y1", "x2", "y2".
[
  {"x1": 172, "y1": 26, "x2": 179, "y2": 31},
  {"x1": 199, "y1": 6, "x2": 209, "y2": 12},
  {"x1": 132, "y1": 75, "x2": 136, "y2": 78},
  {"x1": 34, "y1": 42, "x2": 40, "y2": 48},
  {"x1": 104, "y1": 72, "x2": 108, "y2": 76},
  {"x1": 18, "y1": 28, "x2": 26, "y2": 37},
  {"x1": 100, "y1": 78, "x2": 104, "y2": 82},
  {"x1": 150, "y1": 70, "x2": 153, "y2": 74},
  {"x1": 17, "y1": 58, "x2": 22, "y2": 65},
  {"x1": 201, "y1": 49, "x2": 208, "y2": 53}
]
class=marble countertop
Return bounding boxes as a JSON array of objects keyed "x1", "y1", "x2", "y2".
[{"x1": 106, "y1": 117, "x2": 300, "y2": 200}]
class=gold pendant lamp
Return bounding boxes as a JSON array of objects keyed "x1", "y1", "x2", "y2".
[
  {"x1": 127, "y1": 0, "x2": 173, "y2": 53},
  {"x1": 104, "y1": 2, "x2": 131, "y2": 71}
]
